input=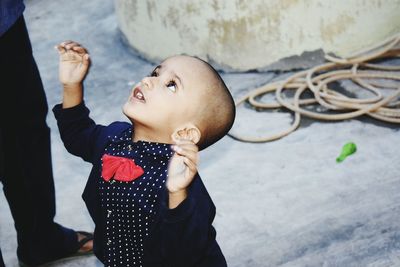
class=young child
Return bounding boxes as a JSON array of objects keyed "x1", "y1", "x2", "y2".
[{"x1": 53, "y1": 40, "x2": 235, "y2": 267}]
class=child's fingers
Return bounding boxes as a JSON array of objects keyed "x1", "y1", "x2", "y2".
[
  {"x1": 62, "y1": 41, "x2": 80, "y2": 50},
  {"x1": 175, "y1": 139, "x2": 195, "y2": 145},
  {"x1": 82, "y1": 54, "x2": 91, "y2": 67},
  {"x1": 56, "y1": 41, "x2": 82, "y2": 54},
  {"x1": 172, "y1": 144, "x2": 194, "y2": 155},
  {"x1": 59, "y1": 41, "x2": 89, "y2": 55},
  {"x1": 59, "y1": 40, "x2": 76, "y2": 49},
  {"x1": 59, "y1": 40, "x2": 70, "y2": 47},
  {"x1": 172, "y1": 135, "x2": 199, "y2": 145},
  {"x1": 55, "y1": 40, "x2": 90, "y2": 62},
  {"x1": 172, "y1": 143, "x2": 198, "y2": 153},
  {"x1": 183, "y1": 157, "x2": 198, "y2": 174},
  {"x1": 172, "y1": 146, "x2": 198, "y2": 164},
  {"x1": 54, "y1": 44, "x2": 66, "y2": 54},
  {"x1": 174, "y1": 140, "x2": 198, "y2": 151},
  {"x1": 72, "y1": 46, "x2": 88, "y2": 54}
]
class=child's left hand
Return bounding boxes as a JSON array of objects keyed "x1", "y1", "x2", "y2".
[
  {"x1": 167, "y1": 139, "x2": 199, "y2": 193},
  {"x1": 55, "y1": 41, "x2": 90, "y2": 86}
]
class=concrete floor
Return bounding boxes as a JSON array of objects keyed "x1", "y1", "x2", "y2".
[{"x1": 1, "y1": 0, "x2": 400, "y2": 266}]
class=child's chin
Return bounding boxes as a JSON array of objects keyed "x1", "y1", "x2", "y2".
[
  {"x1": 122, "y1": 104, "x2": 135, "y2": 117},
  {"x1": 123, "y1": 105, "x2": 142, "y2": 121}
]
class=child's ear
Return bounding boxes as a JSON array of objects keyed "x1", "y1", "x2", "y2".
[{"x1": 171, "y1": 125, "x2": 201, "y2": 144}]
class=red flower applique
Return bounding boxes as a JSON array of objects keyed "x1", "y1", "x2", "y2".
[{"x1": 101, "y1": 154, "x2": 144, "y2": 182}]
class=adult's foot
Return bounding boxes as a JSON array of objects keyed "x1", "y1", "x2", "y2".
[
  {"x1": 76, "y1": 231, "x2": 94, "y2": 254},
  {"x1": 18, "y1": 231, "x2": 94, "y2": 267}
]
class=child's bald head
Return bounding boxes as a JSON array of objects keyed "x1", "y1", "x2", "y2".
[
  {"x1": 123, "y1": 54, "x2": 235, "y2": 149},
  {"x1": 188, "y1": 57, "x2": 236, "y2": 150}
]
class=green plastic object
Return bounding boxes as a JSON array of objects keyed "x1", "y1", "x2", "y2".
[{"x1": 336, "y1": 142, "x2": 357, "y2": 163}]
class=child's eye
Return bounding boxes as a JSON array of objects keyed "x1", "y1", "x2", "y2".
[
  {"x1": 150, "y1": 70, "x2": 158, "y2": 77},
  {"x1": 166, "y1": 80, "x2": 177, "y2": 92}
]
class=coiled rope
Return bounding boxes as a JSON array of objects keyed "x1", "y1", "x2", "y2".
[{"x1": 228, "y1": 33, "x2": 400, "y2": 143}]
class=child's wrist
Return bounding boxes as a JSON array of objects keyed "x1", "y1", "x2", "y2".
[
  {"x1": 62, "y1": 83, "x2": 83, "y2": 108},
  {"x1": 168, "y1": 189, "x2": 188, "y2": 209},
  {"x1": 168, "y1": 187, "x2": 187, "y2": 195},
  {"x1": 63, "y1": 82, "x2": 82, "y2": 91}
]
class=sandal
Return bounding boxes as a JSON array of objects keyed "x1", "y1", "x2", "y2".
[
  {"x1": 19, "y1": 231, "x2": 94, "y2": 267},
  {"x1": 73, "y1": 231, "x2": 94, "y2": 256}
]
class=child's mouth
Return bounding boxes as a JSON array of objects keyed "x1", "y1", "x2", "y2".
[{"x1": 133, "y1": 87, "x2": 146, "y2": 102}]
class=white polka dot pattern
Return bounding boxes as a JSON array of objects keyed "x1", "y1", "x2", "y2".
[{"x1": 99, "y1": 127, "x2": 173, "y2": 267}]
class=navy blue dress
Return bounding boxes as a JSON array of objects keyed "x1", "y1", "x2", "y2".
[{"x1": 53, "y1": 102, "x2": 227, "y2": 267}]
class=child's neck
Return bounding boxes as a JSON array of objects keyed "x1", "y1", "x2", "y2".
[{"x1": 132, "y1": 122, "x2": 172, "y2": 144}]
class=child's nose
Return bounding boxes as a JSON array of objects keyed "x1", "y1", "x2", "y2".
[{"x1": 141, "y1": 76, "x2": 154, "y2": 90}]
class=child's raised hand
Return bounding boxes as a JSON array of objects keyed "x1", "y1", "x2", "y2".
[
  {"x1": 167, "y1": 139, "x2": 199, "y2": 194},
  {"x1": 55, "y1": 41, "x2": 90, "y2": 86}
]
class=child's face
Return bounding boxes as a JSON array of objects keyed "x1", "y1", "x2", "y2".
[{"x1": 123, "y1": 55, "x2": 211, "y2": 139}]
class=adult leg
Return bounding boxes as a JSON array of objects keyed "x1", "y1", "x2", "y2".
[
  {"x1": 0, "y1": 247, "x2": 4, "y2": 267},
  {"x1": 0, "y1": 130, "x2": 6, "y2": 267},
  {"x1": 0, "y1": 16, "x2": 80, "y2": 265}
]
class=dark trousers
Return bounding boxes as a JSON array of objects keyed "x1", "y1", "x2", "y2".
[{"x1": 0, "y1": 16, "x2": 77, "y2": 266}]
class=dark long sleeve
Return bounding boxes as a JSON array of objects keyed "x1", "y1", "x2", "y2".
[
  {"x1": 145, "y1": 174, "x2": 227, "y2": 267},
  {"x1": 52, "y1": 102, "x2": 105, "y2": 163}
]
